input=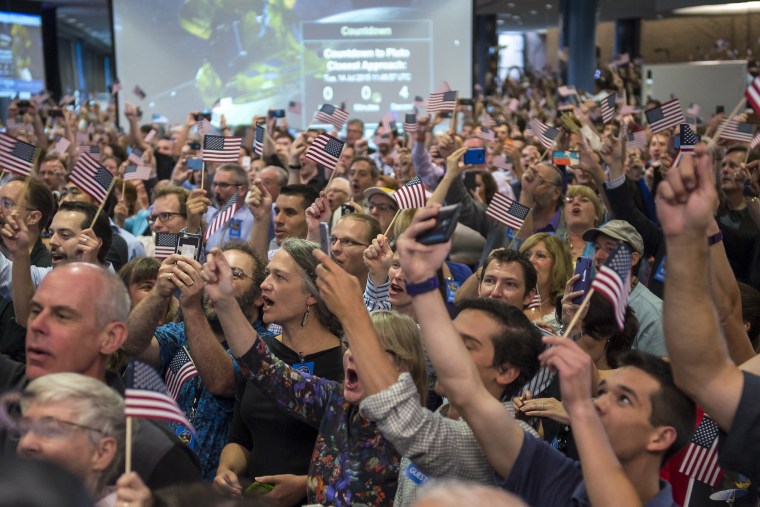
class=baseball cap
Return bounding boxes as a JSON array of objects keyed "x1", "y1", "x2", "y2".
[
  {"x1": 364, "y1": 187, "x2": 397, "y2": 205},
  {"x1": 582, "y1": 220, "x2": 644, "y2": 255}
]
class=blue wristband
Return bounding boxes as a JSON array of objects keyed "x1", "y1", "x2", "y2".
[{"x1": 405, "y1": 276, "x2": 440, "y2": 296}]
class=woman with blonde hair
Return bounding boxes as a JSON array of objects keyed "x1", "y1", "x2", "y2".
[{"x1": 519, "y1": 233, "x2": 573, "y2": 333}]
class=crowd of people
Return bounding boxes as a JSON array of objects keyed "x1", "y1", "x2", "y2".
[{"x1": 0, "y1": 58, "x2": 758, "y2": 507}]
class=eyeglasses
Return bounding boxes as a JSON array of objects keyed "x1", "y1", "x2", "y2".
[
  {"x1": 329, "y1": 236, "x2": 369, "y2": 248},
  {"x1": 536, "y1": 175, "x2": 561, "y2": 187},
  {"x1": 211, "y1": 182, "x2": 242, "y2": 190},
  {"x1": 14, "y1": 416, "x2": 104, "y2": 440},
  {"x1": 0, "y1": 198, "x2": 32, "y2": 210},
  {"x1": 230, "y1": 267, "x2": 255, "y2": 281},
  {"x1": 526, "y1": 251, "x2": 551, "y2": 261},
  {"x1": 368, "y1": 202, "x2": 396, "y2": 213},
  {"x1": 147, "y1": 212, "x2": 185, "y2": 224}
]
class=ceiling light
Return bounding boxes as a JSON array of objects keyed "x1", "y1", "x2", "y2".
[{"x1": 674, "y1": 1, "x2": 760, "y2": 14}]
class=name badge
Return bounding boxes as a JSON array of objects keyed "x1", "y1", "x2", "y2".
[
  {"x1": 176, "y1": 425, "x2": 196, "y2": 449},
  {"x1": 445, "y1": 278, "x2": 459, "y2": 303},
  {"x1": 653, "y1": 256, "x2": 666, "y2": 283},
  {"x1": 292, "y1": 361, "x2": 314, "y2": 375},
  {"x1": 404, "y1": 462, "x2": 428, "y2": 486},
  {"x1": 229, "y1": 219, "x2": 242, "y2": 238}
]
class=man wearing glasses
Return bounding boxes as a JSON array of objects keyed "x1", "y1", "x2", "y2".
[
  {"x1": 329, "y1": 213, "x2": 381, "y2": 291},
  {"x1": 204, "y1": 164, "x2": 252, "y2": 253},
  {"x1": 123, "y1": 240, "x2": 271, "y2": 480},
  {"x1": 364, "y1": 187, "x2": 399, "y2": 236},
  {"x1": 140, "y1": 186, "x2": 209, "y2": 258}
]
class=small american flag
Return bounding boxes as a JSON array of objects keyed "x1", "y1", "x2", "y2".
[
  {"x1": 154, "y1": 232, "x2": 178, "y2": 261},
  {"x1": 479, "y1": 126, "x2": 495, "y2": 142},
  {"x1": 746, "y1": 76, "x2": 760, "y2": 116},
  {"x1": 485, "y1": 193, "x2": 531, "y2": 230},
  {"x1": 196, "y1": 118, "x2": 212, "y2": 137},
  {"x1": 645, "y1": 98, "x2": 685, "y2": 134},
  {"x1": 124, "y1": 360, "x2": 194, "y2": 434},
  {"x1": 381, "y1": 111, "x2": 396, "y2": 133},
  {"x1": 144, "y1": 129, "x2": 157, "y2": 143},
  {"x1": 253, "y1": 124, "x2": 265, "y2": 156},
  {"x1": 600, "y1": 93, "x2": 617, "y2": 124},
  {"x1": 482, "y1": 113, "x2": 494, "y2": 128},
  {"x1": 492, "y1": 155, "x2": 512, "y2": 171},
  {"x1": 69, "y1": 154, "x2": 114, "y2": 205},
  {"x1": 436, "y1": 81, "x2": 451, "y2": 93},
  {"x1": 626, "y1": 129, "x2": 648, "y2": 150},
  {"x1": 313, "y1": 104, "x2": 349, "y2": 130},
  {"x1": 132, "y1": 85, "x2": 146, "y2": 100},
  {"x1": 164, "y1": 347, "x2": 199, "y2": 400},
  {"x1": 303, "y1": 133, "x2": 345, "y2": 173},
  {"x1": 202, "y1": 135, "x2": 242, "y2": 163},
  {"x1": 0, "y1": 133, "x2": 37, "y2": 176},
  {"x1": 414, "y1": 95, "x2": 427, "y2": 108},
  {"x1": 128, "y1": 147, "x2": 144, "y2": 166},
  {"x1": 612, "y1": 53, "x2": 630, "y2": 67},
  {"x1": 403, "y1": 113, "x2": 418, "y2": 133},
  {"x1": 719, "y1": 119, "x2": 755, "y2": 143},
  {"x1": 205, "y1": 193, "x2": 238, "y2": 241},
  {"x1": 529, "y1": 119, "x2": 560, "y2": 149},
  {"x1": 591, "y1": 242, "x2": 633, "y2": 330},
  {"x1": 80, "y1": 145, "x2": 101, "y2": 161},
  {"x1": 678, "y1": 415, "x2": 722, "y2": 487},
  {"x1": 287, "y1": 101, "x2": 302, "y2": 114},
  {"x1": 392, "y1": 176, "x2": 427, "y2": 209},
  {"x1": 673, "y1": 124, "x2": 698, "y2": 167},
  {"x1": 427, "y1": 90, "x2": 458, "y2": 113},
  {"x1": 750, "y1": 132, "x2": 760, "y2": 150},
  {"x1": 111, "y1": 79, "x2": 122, "y2": 95},
  {"x1": 52, "y1": 136, "x2": 71, "y2": 156},
  {"x1": 123, "y1": 164, "x2": 151, "y2": 181},
  {"x1": 528, "y1": 292, "x2": 542, "y2": 309}
]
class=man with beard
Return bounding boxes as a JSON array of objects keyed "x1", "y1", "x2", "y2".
[{"x1": 122, "y1": 240, "x2": 270, "y2": 480}]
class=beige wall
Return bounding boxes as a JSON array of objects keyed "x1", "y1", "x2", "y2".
[{"x1": 535, "y1": 13, "x2": 760, "y2": 71}]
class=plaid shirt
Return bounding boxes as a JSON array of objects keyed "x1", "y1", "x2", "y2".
[{"x1": 361, "y1": 373, "x2": 538, "y2": 507}]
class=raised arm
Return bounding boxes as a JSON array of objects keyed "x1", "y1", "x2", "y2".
[
  {"x1": 541, "y1": 335, "x2": 642, "y2": 507},
  {"x1": 245, "y1": 178, "x2": 273, "y2": 258},
  {"x1": 658, "y1": 153, "x2": 744, "y2": 431},
  {"x1": 123, "y1": 256, "x2": 177, "y2": 367},
  {"x1": 172, "y1": 257, "x2": 236, "y2": 397},
  {"x1": 397, "y1": 206, "x2": 526, "y2": 478}
]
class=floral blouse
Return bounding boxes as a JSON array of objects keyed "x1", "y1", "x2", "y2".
[{"x1": 237, "y1": 337, "x2": 400, "y2": 506}]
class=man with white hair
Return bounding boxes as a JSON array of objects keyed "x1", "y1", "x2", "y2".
[{"x1": 13, "y1": 373, "x2": 125, "y2": 505}]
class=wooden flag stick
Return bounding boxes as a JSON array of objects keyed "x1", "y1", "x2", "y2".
[
  {"x1": 121, "y1": 179, "x2": 126, "y2": 201},
  {"x1": 383, "y1": 209, "x2": 401, "y2": 237},
  {"x1": 200, "y1": 161, "x2": 206, "y2": 190},
  {"x1": 561, "y1": 288, "x2": 595, "y2": 339},
  {"x1": 125, "y1": 417, "x2": 133, "y2": 474},
  {"x1": 90, "y1": 176, "x2": 118, "y2": 229},
  {"x1": 0, "y1": 170, "x2": 5, "y2": 182}
]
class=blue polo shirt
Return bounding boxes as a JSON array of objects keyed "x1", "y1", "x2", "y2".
[{"x1": 499, "y1": 431, "x2": 677, "y2": 506}]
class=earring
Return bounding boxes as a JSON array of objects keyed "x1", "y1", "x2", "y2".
[{"x1": 301, "y1": 305, "x2": 311, "y2": 327}]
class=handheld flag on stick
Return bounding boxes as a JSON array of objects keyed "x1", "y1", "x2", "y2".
[
  {"x1": 205, "y1": 194, "x2": 238, "y2": 241},
  {"x1": 313, "y1": 104, "x2": 349, "y2": 130},
  {"x1": 392, "y1": 176, "x2": 427, "y2": 209},
  {"x1": 202, "y1": 135, "x2": 242, "y2": 163},
  {"x1": 0, "y1": 133, "x2": 37, "y2": 176},
  {"x1": 485, "y1": 193, "x2": 531, "y2": 230},
  {"x1": 303, "y1": 133, "x2": 345, "y2": 173}
]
